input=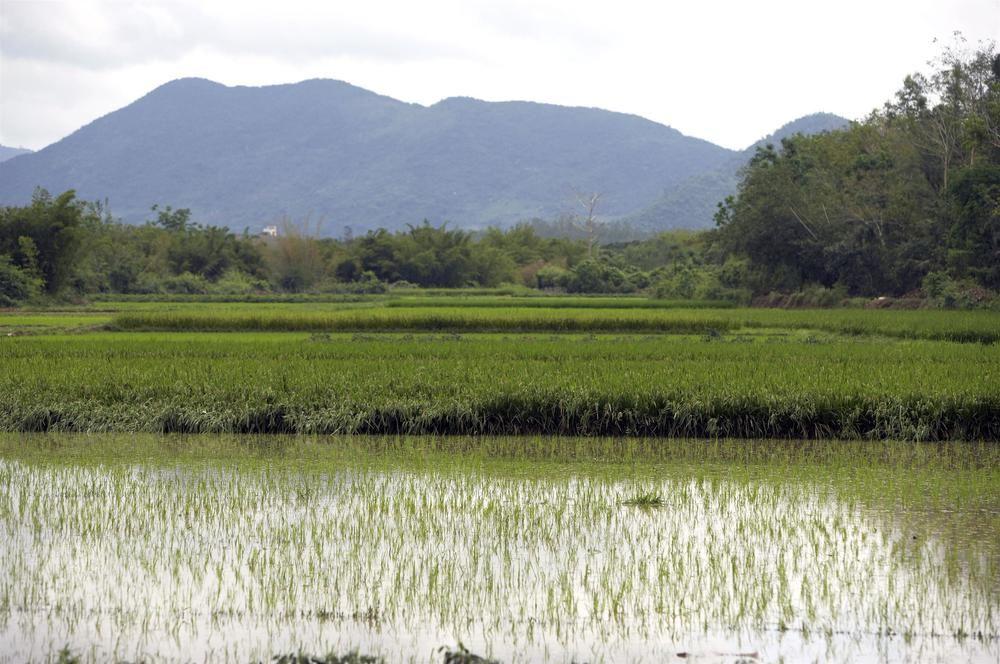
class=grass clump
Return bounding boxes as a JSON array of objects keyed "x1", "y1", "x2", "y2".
[
  {"x1": 268, "y1": 652, "x2": 383, "y2": 664},
  {"x1": 621, "y1": 492, "x2": 665, "y2": 508},
  {"x1": 55, "y1": 647, "x2": 81, "y2": 664}
]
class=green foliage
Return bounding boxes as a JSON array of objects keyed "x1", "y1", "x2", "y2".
[
  {"x1": 652, "y1": 256, "x2": 750, "y2": 304},
  {"x1": 561, "y1": 258, "x2": 636, "y2": 293},
  {"x1": 535, "y1": 265, "x2": 571, "y2": 289},
  {"x1": 0, "y1": 189, "x2": 85, "y2": 294},
  {"x1": 0, "y1": 193, "x2": 740, "y2": 299},
  {"x1": 396, "y1": 221, "x2": 476, "y2": 287},
  {"x1": 0, "y1": 254, "x2": 43, "y2": 306},
  {"x1": 947, "y1": 164, "x2": 1000, "y2": 288},
  {"x1": 715, "y1": 40, "x2": 1000, "y2": 297},
  {"x1": 212, "y1": 269, "x2": 270, "y2": 295},
  {"x1": 62, "y1": 197, "x2": 268, "y2": 295},
  {"x1": 921, "y1": 270, "x2": 994, "y2": 309},
  {"x1": 621, "y1": 492, "x2": 665, "y2": 508},
  {"x1": 161, "y1": 271, "x2": 211, "y2": 294}
]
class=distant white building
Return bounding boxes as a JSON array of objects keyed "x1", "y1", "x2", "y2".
[{"x1": 260, "y1": 225, "x2": 278, "y2": 238}]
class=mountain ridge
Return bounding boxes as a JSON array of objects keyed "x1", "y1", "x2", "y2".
[
  {"x1": 623, "y1": 112, "x2": 851, "y2": 231},
  {"x1": 0, "y1": 145, "x2": 33, "y2": 163},
  {"x1": 0, "y1": 78, "x2": 846, "y2": 234}
]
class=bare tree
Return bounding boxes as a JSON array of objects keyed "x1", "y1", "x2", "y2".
[{"x1": 570, "y1": 190, "x2": 603, "y2": 257}]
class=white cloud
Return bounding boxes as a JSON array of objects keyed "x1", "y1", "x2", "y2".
[{"x1": 1, "y1": 0, "x2": 998, "y2": 150}]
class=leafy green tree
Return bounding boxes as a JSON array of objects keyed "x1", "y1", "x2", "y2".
[
  {"x1": 0, "y1": 189, "x2": 85, "y2": 294},
  {"x1": 947, "y1": 164, "x2": 1000, "y2": 287},
  {"x1": 0, "y1": 255, "x2": 43, "y2": 305}
]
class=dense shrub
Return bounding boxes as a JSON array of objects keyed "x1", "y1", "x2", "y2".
[{"x1": 0, "y1": 254, "x2": 43, "y2": 306}]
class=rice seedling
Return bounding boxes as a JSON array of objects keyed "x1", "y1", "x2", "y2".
[
  {"x1": 266, "y1": 651, "x2": 384, "y2": 664},
  {"x1": 0, "y1": 434, "x2": 995, "y2": 663},
  {"x1": 620, "y1": 492, "x2": 664, "y2": 508}
]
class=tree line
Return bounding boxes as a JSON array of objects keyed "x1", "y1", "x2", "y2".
[{"x1": 0, "y1": 189, "x2": 746, "y2": 304}]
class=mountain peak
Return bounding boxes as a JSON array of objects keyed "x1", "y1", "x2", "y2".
[
  {"x1": 0, "y1": 78, "x2": 743, "y2": 232},
  {"x1": 746, "y1": 112, "x2": 850, "y2": 152},
  {"x1": 157, "y1": 76, "x2": 223, "y2": 89},
  {"x1": 145, "y1": 77, "x2": 225, "y2": 96}
]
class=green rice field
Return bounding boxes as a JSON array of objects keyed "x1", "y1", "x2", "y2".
[
  {"x1": 1, "y1": 296, "x2": 998, "y2": 661},
  {"x1": 0, "y1": 299, "x2": 998, "y2": 439},
  {"x1": 108, "y1": 305, "x2": 1000, "y2": 342}
]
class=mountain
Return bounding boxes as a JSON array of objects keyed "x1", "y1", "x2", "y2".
[
  {"x1": 623, "y1": 113, "x2": 851, "y2": 231},
  {"x1": 0, "y1": 78, "x2": 736, "y2": 233},
  {"x1": 0, "y1": 145, "x2": 33, "y2": 163},
  {"x1": 747, "y1": 112, "x2": 851, "y2": 153}
]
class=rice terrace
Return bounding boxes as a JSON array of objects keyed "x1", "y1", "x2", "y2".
[{"x1": 2, "y1": 2, "x2": 1000, "y2": 663}]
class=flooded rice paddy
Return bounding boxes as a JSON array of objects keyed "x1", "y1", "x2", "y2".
[{"x1": 0, "y1": 435, "x2": 997, "y2": 663}]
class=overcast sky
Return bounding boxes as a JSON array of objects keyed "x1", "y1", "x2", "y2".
[{"x1": 1, "y1": 0, "x2": 999, "y2": 151}]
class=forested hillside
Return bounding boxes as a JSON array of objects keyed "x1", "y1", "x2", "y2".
[{"x1": 0, "y1": 78, "x2": 733, "y2": 232}]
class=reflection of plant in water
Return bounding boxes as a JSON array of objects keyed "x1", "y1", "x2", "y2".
[
  {"x1": 438, "y1": 642, "x2": 501, "y2": 664},
  {"x1": 55, "y1": 647, "x2": 80, "y2": 664},
  {"x1": 0, "y1": 435, "x2": 996, "y2": 663}
]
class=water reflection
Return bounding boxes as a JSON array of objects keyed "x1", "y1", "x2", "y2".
[{"x1": 0, "y1": 438, "x2": 996, "y2": 663}]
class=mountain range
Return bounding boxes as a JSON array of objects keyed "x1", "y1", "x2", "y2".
[
  {"x1": 0, "y1": 145, "x2": 33, "y2": 163},
  {"x1": 0, "y1": 78, "x2": 848, "y2": 235},
  {"x1": 623, "y1": 113, "x2": 850, "y2": 232}
]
